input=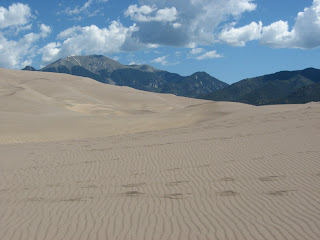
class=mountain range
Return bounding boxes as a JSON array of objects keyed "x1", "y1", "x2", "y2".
[
  {"x1": 23, "y1": 55, "x2": 319, "y2": 105},
  {"x1": 24, "y1": 55, "x2": 227, "y2": 98},
  {"x1": 202, "y1": 68, "x2": 320, "y2": 105}
]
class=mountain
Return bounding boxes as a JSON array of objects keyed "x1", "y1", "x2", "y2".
[
  {"x1": 36, "y1": 55, "x2": 228, "y2": 98},
  {"x1": 22, "y1": 66, "x2": 36, "y2": 71},
  {"x1": 202, "y1": 68, "x2": 320, "y2": 105},
  {"x1": 273, "y1": 81, "x2": 320, "y2": 104}
]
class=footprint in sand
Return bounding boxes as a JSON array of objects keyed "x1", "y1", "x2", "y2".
[
  {"x1": 122, "y1": 183, "x2": 146, "y2": 188},
  {"x1": 258, "y1": 175, "x2": 286, "y2": 182},
  {"x1": 164, "y1": 193, "x2": 184, "y2": 200},
  {"x1": 217, "y1": 191, "x2": 238, "y2": 197},
  {"x1": 166, "y1": 180, "x2": 190, "y2": 186},
  {"x1": 123, "y1": 191, "x2": 145, "y2": 196},
  {"x1": 265, "y1": 190, "x2": 296, "y2": 196},
  {"x1": 220, "y1": 177, "x2": 236, "y2": 182}
]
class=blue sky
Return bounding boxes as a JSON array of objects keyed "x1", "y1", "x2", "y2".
[{"x1": 0, "y1": 0, "x2": 319, "y2": 83}]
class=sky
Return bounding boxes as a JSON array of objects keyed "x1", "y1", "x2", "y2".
[{"x1": 0, "y1": 0, "x2": 319, "y2": 84}]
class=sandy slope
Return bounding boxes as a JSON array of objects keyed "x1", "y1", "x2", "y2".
[{"x1": 0, "y1": 68, "x2": 320, "y2": 240}]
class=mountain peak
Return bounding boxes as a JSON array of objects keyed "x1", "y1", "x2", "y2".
[
  {"x1": 41, "y1": 55, "x2": 124, "y2": 74},
  {"x1": 39, "y1": 54, "x2": 227, "y2": 98},
  {"x1": 202, "y1": 67, "x2": 320, "y2": 105},
  {"x1": 22, "y1": 66, "x2": 36, "y2": 71},
  {"x1": 191, "y1": 72, "x2": 211, "y2": 77}
]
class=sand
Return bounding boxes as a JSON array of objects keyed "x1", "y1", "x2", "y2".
[{"x1": 0, "y1": 68, "x2": 320, "y2": 240}]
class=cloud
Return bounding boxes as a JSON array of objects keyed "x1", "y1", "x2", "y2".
[
  {"x1": 65, "y1": 0, "x2": 93, "y2": 15},
  {"x1": 172, "y1": 22, "x2": 181, "y2": 28},
  {"x1": 154, "y1": 7, "x2": 178, "y2": 22},
  {"x1": 40, "y1": 21, "x2": 138, "y2": 65},
  {"x1": 14, "y1": 23, "x2": 33, "y2": 34},
  {"x1": 4, "y1": 0, "x2": 318, "y2": 70},
  {"x1": 219, "y1": 21, "x2": 262, "y2": 46},
  {"x1": 0, "y1": 3, "x2": 51, "y2": 69},
  {"x1": 0, "y1": 3, "x2": 32, "y2": 29},
  {"x1": 40, "y1": 42, "x2": 62, "y2": 64},
  {"x1": 261, "y1": 0, "x2": 320, "y2": 49},
  {"x1": 196, "y1": 50, "x2": 222, "y2": 60},
  {"x1": 62, "y1": 0, "x2": 108, "y2": 17},
  {"x1": 125, "y1": 0, "x2": 256, "y2": 46},
  {"x1": 39, "y1": 24, "x2": 52, "y2": 38},
  {"x1": 0, "y1": 24, "x2": 51, "y2": 69},
  {"x1": 219, "y1": 0, "x2": 320, "y2": 49},
  {"x1": 125, "y1": 5, "x2": 157, "y2": 21},
  {"x1": 127, "y1": 0, "x2": 320, "y2": 49},
  {"x1": 57, "y1": 26, "x2": 82, "y2": 39},
  {"x1": 190, "y1": 48, "x2": 204, "y2": 55},
  {"x1": 152, "y1": 56, "x2": 168, "y2": 65},
  {"x1": 259, "y1": 21, "x2": 293, "y2": 48},
  {"x1": 125, "y1": 5, "x2": 178, "y2": 22},
  {"x1": 112, "y1": 56, "x2": 119, "y2": 61}
]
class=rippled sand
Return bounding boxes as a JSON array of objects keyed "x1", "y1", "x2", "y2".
[{"x1": 1, "y1": 68, "x2": 320, "y2": 240}]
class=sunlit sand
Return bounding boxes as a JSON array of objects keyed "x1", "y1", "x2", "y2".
[{"x1": 1, "y1": 68, "x2": 319, "y2": 240}]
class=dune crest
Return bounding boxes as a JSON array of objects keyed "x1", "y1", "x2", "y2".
[{"x1": 0, "y1": 68, "x2": 218, "y2": 143}]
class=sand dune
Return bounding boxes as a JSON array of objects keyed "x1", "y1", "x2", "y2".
[
  {"x1": 0, "y1": 68, "x2": 320, "y2": 240},
  {"x1": 0, "y1": 68, "x2": 220, "y2": 144}
]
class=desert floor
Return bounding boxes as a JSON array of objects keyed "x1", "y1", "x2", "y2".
[{"x1": 1, "y1": 68, "x2": 320, "y2": 240}]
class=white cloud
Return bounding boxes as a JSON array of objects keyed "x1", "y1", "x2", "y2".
[
  {"x1": 219, "y1": 21, "x2": 262, "y2": 46},
  {"x1": 0, "y1": 24, "x2": 51, "y2": 69},
  {"x1": 16, "y1": 23, "x2": 33, "y2": 33},
  {"x1": 152, "y1": 56, "x2": 168, "y2": 65},
  {"x1": 112, "y1": 56, "x2": 119, "y2": 61},
  {"x1": 39, "y1": 24, "x2": 52, "y2": 38},
  {"x1": 260, "y1": 0, "x2": 320, "y2": 49},
  {"x1": 196, "y1": 50, "x2": 222, "y2": 60},
  {"x1": 65, "y1": 0, "x2": 93, "y2": 15},
  {"x1": 40, "y1": 42, "x2": 62, "y2": 64},
  {"x1": 172, "y1": 22, "x2": 182, "y2": 28},
  {"x1": 190, "y1": 47, "x2": 204, "y2": 55},
  {"x1": 125, "y1": 5, "x2": 156, "y2": 20},
  {"x1": 0, "y1": 3, "x2": 51, "y2": 69},
  {"x1": 4, "y1": 0, "x2": 318, "y2": 70},
  {"x1": 0, "y1": 3, "x2": 32, "y2": 29},
  {"x1": 40, "y1": 21, "x2": 138, "y2": 65},
  {"x1": 222, "y1": 0, "x2": 320, "y2": 49},
  {"x1": 57, "y1": 26, "x2": 82, "y2": 39},
  {"x1": 125, "y1": 0, "x2": 257, "y2": 46},
  {"x1": 260, "y1": 21, "x2": 293, "y2": 48},
  {"x1": 293, "y1": 0, "x2": 320, "y2": 48},
  {"x1": 62, "y1": 0, "x2": 109, "y2": 16},
  {"x1": 5, "y1": 23, "x2": 33, "y2": 36},
  {"x1": 154, "y1": 7, "x2": 178, "y2": 22},
  {"x1": 125, "y1": 5, "x2": 178, "y2": 22}
]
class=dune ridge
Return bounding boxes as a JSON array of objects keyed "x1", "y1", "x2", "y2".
[{"x1": 0, "y1": 69, "x2": 320, "y2": 240}]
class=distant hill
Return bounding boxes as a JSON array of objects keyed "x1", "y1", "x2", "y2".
[
  {"x1": 24, "y1": 56, "x2": 319, "y2": 105},
  {"x1": 33, "y1": 55, "x2": 228, "y2": 98},
  {"x1": 202, "y1": 68, "x2": 320, "y2": 105},
  {"x1": 22, "y1": 66, "x2": 36, "y2": 71},
  {"x1": 273, "y1": 81, "x2": 320, "y2": 104}
]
